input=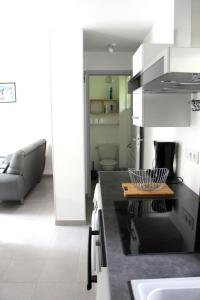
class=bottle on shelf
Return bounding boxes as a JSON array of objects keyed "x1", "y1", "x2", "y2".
[{"x1": 109, "y1": 87, "x2": 113, "y2": 100}]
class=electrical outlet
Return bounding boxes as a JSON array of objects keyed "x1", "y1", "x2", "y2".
[
  {"x1": 192, "y1": 150, "x2": 199, "y2": 164},
  {"x1": 185, "y1": 148, "x2": 199, "y2": 164},
  {"x1": 182, "y1": 208, "x2": 194, "y2": 230}
]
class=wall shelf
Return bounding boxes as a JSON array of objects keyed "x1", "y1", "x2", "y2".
[
  {"x1": 90, "y1": 99, "x2": 119, "y2": 114},
  {"x1": 90, "y1": 99, "x2": 119, "y2": 101}
]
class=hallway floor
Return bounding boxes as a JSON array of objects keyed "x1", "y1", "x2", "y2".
[{"x1": 0, "y1": 176, "x2": 95, "y2": 300}]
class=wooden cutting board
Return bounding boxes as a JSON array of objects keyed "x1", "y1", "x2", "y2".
[{"x1": 122, "y1": 183, "x2": 174, "y2": 198}]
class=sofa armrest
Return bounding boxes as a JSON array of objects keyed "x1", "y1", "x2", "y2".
[{"x1": 0, "y1": 174, "x2": 24, "y2": 201}]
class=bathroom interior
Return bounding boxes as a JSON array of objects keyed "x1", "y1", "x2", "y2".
[{"x1": 88, "y1": 74, "x2": 135, "y2": 180}]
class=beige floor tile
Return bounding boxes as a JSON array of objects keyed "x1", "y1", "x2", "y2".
[
  {"x1": 0, "y1": 243, "x2": 14, "y2": 259},
  {"x1": 0, "y1": 283, "x2": 36, "y2": 300},
  {"x1": 10, "y1": 243, "x2": 49, "y2": 260},
  {"x1": 32, "y1": 282, "x2": 77, "y2": 300},
  {"x1": 0, "y1": 258, "x2": 11, "y2": 280},
  {"x1": 52, "y1": 225, "x2": 84, "y2": 241},
  {"x1": 3, "y1": 259, "x2": 45, "y2": 283},
  {"x1": 47, "y1": 241, "x2": 80, "y2": 260},
  {"x1": 0, "y1": 177, "x2": 95, "y2": 299},
  {"x1": 39, "y1": 259, "x2": 78, "y2": 283}
]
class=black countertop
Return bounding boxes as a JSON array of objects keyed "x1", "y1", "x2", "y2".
[{"x1": 99, "y1": 171, "x2": 200, "y2": 300}]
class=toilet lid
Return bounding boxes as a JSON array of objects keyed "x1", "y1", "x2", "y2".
[{"x1": 100, "y1": 159, "x2": 117, "y2": 166}]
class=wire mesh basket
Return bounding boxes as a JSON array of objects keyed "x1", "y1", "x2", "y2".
[{"x1": 128, "y1": 168, "x2": 169, "y2": 191}]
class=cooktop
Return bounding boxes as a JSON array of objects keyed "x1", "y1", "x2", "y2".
[{"x1": 114, "y1": 196, "x2": 200, "y2": 255}]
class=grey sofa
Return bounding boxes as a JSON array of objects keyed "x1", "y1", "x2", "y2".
[{"x1": 0, "y1": 139, "x2": 46, "y2": 204}]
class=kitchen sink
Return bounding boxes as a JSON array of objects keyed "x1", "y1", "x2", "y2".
[{"x1": 131, "y1": 277, "x2": 200, "y2": 300}]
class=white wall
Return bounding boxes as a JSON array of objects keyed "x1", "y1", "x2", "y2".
[
  {"x1": 143, "y1": 0, "x2": 191, "y2": 47},
  {"x1": 191, "y1": 0, "x2": 200, "y2": 47},
  {"x1": 143, "y1": 112, "x2": 200, "y2": 195},
  {"x1": 84, "y1": 52, "x2": 133, "y2": 71},
  {"x1": 0, "y1": 26, "x2": 52, "y2": 175},
  {"x1": 143, "y1": 0, "x2": 174, "y2": 44},
  {"x1": 51, "y1": 27, "x2": 85, "y2": 222},
  {"x1": 174, "y1": 0, "x2": 191, "y2": 47}
]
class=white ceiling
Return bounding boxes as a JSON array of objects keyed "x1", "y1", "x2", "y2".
[
  {"x1": 84, "y1": 28, "x2": 147, "y2": 52},
  {"x1": 83, "y1": 0, "x2": 173, "y2": 53},
  {"x1": 0, "y1": 0, "x2": 173, "y2": 53}
]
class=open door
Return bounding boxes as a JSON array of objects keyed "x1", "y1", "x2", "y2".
[{"x1": 85, "y1": 72, "x2": 143, "y2": 198}]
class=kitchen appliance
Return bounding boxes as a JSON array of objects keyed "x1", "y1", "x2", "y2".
[
  {"x1": 114, "y1": 194, "x2": 200, "y2": 255},
  {"x1": 87, "y1": 183, "x2": 110, "y2": 300},
  {"x1": 128, "y1": 44, "x2": 200, "y2": 93},
  {"x1": 87, "y1": 209, "x2": 106, "y2": 289},
  {"x1": 154, "y1": 141, "x2": 176, "y2": 181}
]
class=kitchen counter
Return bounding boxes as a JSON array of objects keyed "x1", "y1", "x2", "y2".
[{"x1": 99, "y1": 171, "x2": 200, "y2": 300}]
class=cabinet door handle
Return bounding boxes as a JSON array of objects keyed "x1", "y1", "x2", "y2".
[
  {"x1": 98, "y1": 209, "x2": 107, "y2": 268},
  {"x1": 87, "y1": 227, "x2": 99, "y2": 290}
]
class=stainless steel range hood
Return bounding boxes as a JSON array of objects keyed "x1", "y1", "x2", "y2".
[{"x1": 128, "y1": 45, "x2": 200, "y2": 93}]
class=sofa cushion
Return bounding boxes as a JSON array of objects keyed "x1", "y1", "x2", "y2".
[{"x1": 6, "y1": 150, "x2": 24, "y2": 175}]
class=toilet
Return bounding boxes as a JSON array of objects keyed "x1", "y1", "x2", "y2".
[{"x1": 96, "y1": 144, "x2": 118, "y2": 171}]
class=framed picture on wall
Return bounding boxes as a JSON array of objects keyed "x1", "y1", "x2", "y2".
[{"x1": 0, "y1": 82, "x2": 16, "y2": 103}]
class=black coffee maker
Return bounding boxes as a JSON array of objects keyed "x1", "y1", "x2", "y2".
[{"x1": 154, "y1": 141, "x2": 176, "y2": 182}]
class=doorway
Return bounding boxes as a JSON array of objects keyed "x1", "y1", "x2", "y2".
[{"x1": 85, "y1": 71, "x2": 142, "y2": 197}]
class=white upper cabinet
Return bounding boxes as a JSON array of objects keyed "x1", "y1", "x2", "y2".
[
  {"x1": 132, "y1": 45, "x2": 143, "y2": 77},
  {"x1": 132, "y1": 89, "x2": 190, "y2": 127},
  {"x1": 132, "y1": 44, "x2": 169, "y2": 77}
]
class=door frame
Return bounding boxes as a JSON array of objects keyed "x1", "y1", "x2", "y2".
[{"x1": 84, "y1": 70, "x2": 132, "y2": 197}]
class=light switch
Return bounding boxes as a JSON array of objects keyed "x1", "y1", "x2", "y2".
[{"x1": 185, "y1": 148, "x2": 199, "y2": 164}]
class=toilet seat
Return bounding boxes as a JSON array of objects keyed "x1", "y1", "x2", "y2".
[
  {"x1": 96, "y1": 143, "x2": 118, "y2": 171},
  {"x1": 99, "y1": 159, "x2": 117, "y2": 170},
  {"x1": 100, "y1": 159, "x2": 117, "y2": 167}
]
